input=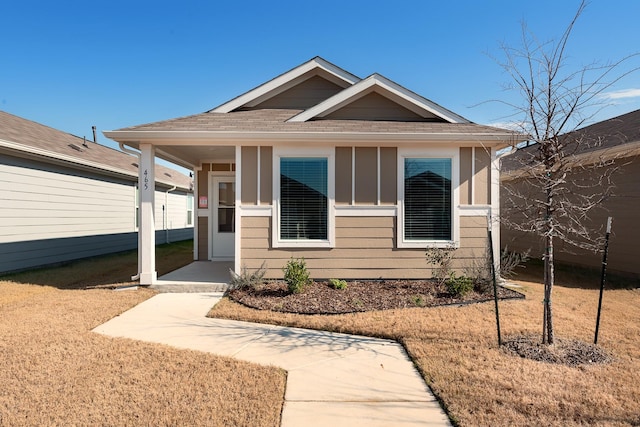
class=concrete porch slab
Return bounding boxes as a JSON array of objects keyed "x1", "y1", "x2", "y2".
[{"x1": 152, "y1": 261, "x2": 232, "y2": 292}]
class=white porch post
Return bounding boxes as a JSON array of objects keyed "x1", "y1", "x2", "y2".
[
  {"x1": 139, "y1": 143, "x2": 157, "y2": 284},
  {"x1": 234, "y1": 145, "x2": 242, "y2": 274}
]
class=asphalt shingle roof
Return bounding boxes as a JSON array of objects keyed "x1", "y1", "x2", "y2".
[
  {"x1": 0, "y1": 110, "x2": 192, "y2": 190},
  {"x1": 502, "y1": 109, "x2": 640, "y2": 172},
  {"x1": 118, "y1": 108, "x2": 520, "y2": 137}
]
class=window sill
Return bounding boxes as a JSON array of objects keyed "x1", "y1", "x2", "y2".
[
  {"x1": 397, "y1": 240, "x2": 459, "y2": 249},
  {"x1": 272, "y1": 239, "x2": 333, "y2": 249}
]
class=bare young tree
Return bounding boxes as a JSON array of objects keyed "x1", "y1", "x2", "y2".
[{"x1": 495, "y1": 1, "x2": 639, "y2": 344}]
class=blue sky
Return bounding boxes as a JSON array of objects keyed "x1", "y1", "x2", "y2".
[{"x1": 2, "y1": 0, "x2": 639, "y2": 172}]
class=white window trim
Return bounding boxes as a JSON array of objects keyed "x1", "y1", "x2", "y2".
[
  {"x1": 186, "y1": 193, "x2": 194, "y2": 226},
  {"x1": 397, "y1": 147, "x2": 459, "y2": 248},
  {"x1": 272, "y1": 147, "x2": 335, "y2": 248}
]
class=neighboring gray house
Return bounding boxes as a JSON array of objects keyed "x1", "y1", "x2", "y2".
[
  {"x1": 501, "y1": 109, "x2": 640, "y2": 279},
  {"x1": 0, "y1": 110, "x2": 194, "y2": 274}
]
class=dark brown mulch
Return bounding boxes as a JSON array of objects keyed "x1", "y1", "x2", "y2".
[
  {"x1": 502, "y1": 335, "x2": 614, "y2": 366},
  {"x1": 227, "y1": 279, "x2": 524, "y2": 315}
]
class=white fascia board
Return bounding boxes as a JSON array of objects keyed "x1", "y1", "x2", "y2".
[
  {"x1": 288, "y1": 74, "x2": 471, "y2": 124},
  {"x1": 209, "y1": 57, "x2": 361, "y2": 113},
  {"x1": 104, "y1": 130, "x2": 523, "y2": 146}
]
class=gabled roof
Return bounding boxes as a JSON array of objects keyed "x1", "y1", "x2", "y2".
[
  {"x1": 107, "y1": 57, "x2": 527, "y2": 152},
  {"x1": 287, "y1": 73, "x2": 469, "y2": 124},
  {"x1": 209, "y1": 56, "x2": 360, "y2": 113},
  {"x1": 0, "y1": 110, "x2": 192, "y2": 190}
]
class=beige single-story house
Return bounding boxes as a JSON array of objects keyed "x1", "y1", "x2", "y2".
[
  {"x1": 104, "y1": 57, "x2": 524, "y2": 284},
  {"x1": 501, "y1": 109, "x2": 640, "y2": 279},
  {"x1": 0, "y1": 110, "x2": 193, "y2": 274}
]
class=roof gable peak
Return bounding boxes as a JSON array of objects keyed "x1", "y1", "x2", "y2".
[
  {"x1": 209, "y1": 57, "x2": 360, "y2": 113},
  {"x1": 287, "y1": 73, "x2": 470, "y2": 124}
]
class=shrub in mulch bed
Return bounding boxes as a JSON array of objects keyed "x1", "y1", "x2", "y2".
[{"x1": 226, "y1": 279, "x2": 524, "y2": 315}]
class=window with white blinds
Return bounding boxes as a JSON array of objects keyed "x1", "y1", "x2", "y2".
[
  {"x1": 404, "y1": 158, "x2": 452, "y2": 241},
  {"x1": 280, "y1": 157, "x2": 328, "y2": 240}
]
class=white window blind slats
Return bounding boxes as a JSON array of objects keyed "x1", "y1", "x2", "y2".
[
  {"x1": 404, "y1": 158, "x2": 452, "y2": 241},
  {"x1": 280, "y1": 158, "x2": 328, "y2": 240}
]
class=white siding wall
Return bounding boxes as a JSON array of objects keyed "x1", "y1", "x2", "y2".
[
  {"x1": 155, "y1": 190, "x2": 191, "y2": 232},
  {"x1": 0, "y1": 158, "x2": 135, "y2": 243},
  {"x1": 0, "y1": 155, "x2": 193, "y2": 273}
]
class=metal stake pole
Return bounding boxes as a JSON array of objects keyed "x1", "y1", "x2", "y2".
[
  {"x1": 594, "y1": 217, "x2": 612, "y2": 345},
  {"x1": 487, "y1": 214, "x2": 502, "y2": 346}
]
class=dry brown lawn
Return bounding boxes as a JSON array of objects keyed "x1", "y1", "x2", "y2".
[
  {"x1": 0, "y1": 243, "x2": 286, "y2": 426},
  {"x1": 210, "y1": 270, "x2": 640, "y2": 426}
]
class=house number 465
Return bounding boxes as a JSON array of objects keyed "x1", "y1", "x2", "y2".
[{"x1": 143, "y1": 169, "x2": 149, "y2": 190}]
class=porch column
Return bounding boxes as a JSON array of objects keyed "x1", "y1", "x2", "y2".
[{"x1": 139, "y1": 143, "x2": 157, "y2": 284}]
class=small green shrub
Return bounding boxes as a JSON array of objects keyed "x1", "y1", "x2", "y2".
[
  {"x1": 412, "y1": 295, "x2": 425, "y2": 307},
  {"x1": 329, "y1": 278, "x2": 348, "y2": 290},
  {"x1": 283, "y1": 258, "x2": 311, "y2": 294},
  {"x1": 445, "y1": 273, "x2": 474, "y2": 297},
  {"x1": 228, "y1": 261, "x2": 266, "y2": 290},
  {"x1": 426, "y1": 245, "x2": 456, "y2": 284}
]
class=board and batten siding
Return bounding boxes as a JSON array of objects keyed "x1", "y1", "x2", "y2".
[
  {"x1": 0, "y1": 155, "x2": 193, "y2": 273},
  {"x1": 241, "y1": 216, "x2": 488, "y2": 279}
]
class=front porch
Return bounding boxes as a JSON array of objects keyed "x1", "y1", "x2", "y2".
[{"x1": 151, "y1": 261, "x2": 232, "y2": 292}]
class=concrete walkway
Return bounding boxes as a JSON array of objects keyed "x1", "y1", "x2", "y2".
[{"x1": 93, "y1": 292, "x2": 451, "y2": 426}]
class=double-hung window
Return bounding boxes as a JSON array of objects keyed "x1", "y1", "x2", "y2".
[
  {"x1": 273, "y1": 148, "x2": 334, "y2": 248},
  {"x1": 398, "y1": 149, "x2": 458, "y2": 248}
]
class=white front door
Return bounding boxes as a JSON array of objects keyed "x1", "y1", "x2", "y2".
[{"x1": 211, "y1": 176, "x2": 235, "y2": 260}]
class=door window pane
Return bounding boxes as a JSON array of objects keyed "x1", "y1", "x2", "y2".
[
  {"x1": 217, "y1": 182, "x2": 235, "y2": 233},
  {"x1": 218, "y1": 182, "x2": 235, "y2": 207},
  {"x1": 218, "y1": 208, "x2": 235, "y2": 232}
]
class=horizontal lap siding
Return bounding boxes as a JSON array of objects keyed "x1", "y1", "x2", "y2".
[
  {"x1": 0, "y1": 156, "x2": 194, "y2": 273},
  {"x1": 0, "y1": 158, "x2": 135, "y2": 243},
  {"x1": 157, "y1": 190, "x2": 194, "y2": 235},
  {"x1": 241, "y1": 216, "x2": 489, "y2": 279}
]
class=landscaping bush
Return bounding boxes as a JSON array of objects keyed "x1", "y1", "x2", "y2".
[
  {"x1": 425, "y1": 245, "x2": 456, "y2": 284},
  {"x1": 329, "y1": 278, "x2": 348, "y2": 290},
  {"x1": 283, "y1": 258, "x2": 311, "y2": 294},
  {"x1": 229, "y1": 262, "x2": 267, "y2": 290},
  {"x1": 445, "y1": 273, "x2": 474, "y2": 297}
]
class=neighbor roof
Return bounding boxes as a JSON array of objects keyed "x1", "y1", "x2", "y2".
[
  {"x1": 502, "y1": 109, "x2": 640, "y2": 173},
  {"x1": 0, "y1": 110, "x2": 192, "y2": 190}
]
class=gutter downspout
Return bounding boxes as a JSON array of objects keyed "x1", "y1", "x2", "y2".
[
  {"x1": 119, "y1": 142, "x2": 142, "y2": 281},
  {"x1": 165, "y1": 185, "x2": 177, "y2": 244}
]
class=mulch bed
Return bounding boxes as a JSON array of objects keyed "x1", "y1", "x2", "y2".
[
  {"x1": 227, "y1": 279, "x2": 524, "y2": 315},
  {"x1": 502, "y1": 334, "x2": 614, "y2": 366}
]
